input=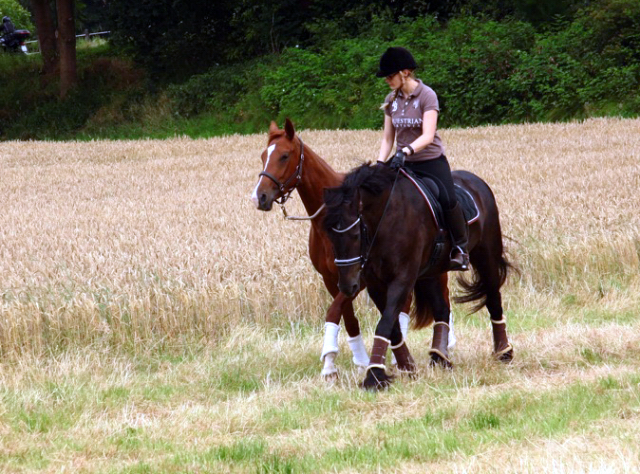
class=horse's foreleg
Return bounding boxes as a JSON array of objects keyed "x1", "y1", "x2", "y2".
[
  {"x1": 362, "y1": 283, "x2": 412, "y2": 390},
  {"x1": 391, "y1": 318, "x2": 416, "y2": 374},
  {"x1": 321, "y1": 293, "x2": 348, "y2": 378},
  {"x1": 341, "y1": 297, "x2": 369, "y2": 370},
  {"x1": 424, "y1": 278, "x2": 453, "y2": 369}
]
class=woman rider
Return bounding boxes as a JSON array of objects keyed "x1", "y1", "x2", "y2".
[{"x1": 376, "y1": 46, "x2": 469, "y2": 271}]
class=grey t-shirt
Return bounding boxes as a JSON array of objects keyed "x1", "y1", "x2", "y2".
[{"x1": 384, "y1": 80, "x2": 445, "y2": 161}]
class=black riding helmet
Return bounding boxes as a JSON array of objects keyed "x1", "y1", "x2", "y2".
[{"x1": 376, "y1": 47, "x2": 418, "y2": 78}]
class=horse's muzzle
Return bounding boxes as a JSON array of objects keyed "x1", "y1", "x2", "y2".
[
  {"x1": 338, "y1": 279, "x2": 360, "y2": 298},
  {"x1": 257, "y1": 193, "x2": 273, "y2": 211},
  {"x1": 251, "y1": 188, "x2": 275, "y2": 211}
]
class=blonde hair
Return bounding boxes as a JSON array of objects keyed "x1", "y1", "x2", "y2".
[{"x1": 380, "y1": 88, "x2": 401, "y2": 110}]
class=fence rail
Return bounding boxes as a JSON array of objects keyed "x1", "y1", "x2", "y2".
[{"x1": 24, "y1": 31, "x2": 110, "y2": 52}]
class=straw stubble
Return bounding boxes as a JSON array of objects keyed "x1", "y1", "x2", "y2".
[{"x1": 0, "y1": 117, "x2": 639, "y2": 355}]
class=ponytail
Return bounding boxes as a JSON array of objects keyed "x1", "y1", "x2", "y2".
[{"x1": 380, "y1": 88, "x2": 401, "y2": 111}]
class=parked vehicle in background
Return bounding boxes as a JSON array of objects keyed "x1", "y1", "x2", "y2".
[{"x1": 1, "y1": 16, "x2": 30, "y2": 54}]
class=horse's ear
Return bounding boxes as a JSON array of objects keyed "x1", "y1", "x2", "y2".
[
  {"x1": 269, "y1": 121, "x2": 279, "y2": 134},
  {"x1": 284, "y1": 118, "x2": 295, "y2": 141}
]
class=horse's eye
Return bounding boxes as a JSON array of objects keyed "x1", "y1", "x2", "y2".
[{"x1": 280, "y1": 154, "x2": 290, "y2": 162}]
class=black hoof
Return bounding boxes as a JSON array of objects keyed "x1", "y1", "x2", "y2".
[
  {"x1": 495, "y1": 348, "x2": 514, "y2": 363},
  {"x1": 429, "y1": 351, "x2": 453, "y2": 370},
  {"x1": 361, "y1": 367, "x2": 394, "y2": 391}
]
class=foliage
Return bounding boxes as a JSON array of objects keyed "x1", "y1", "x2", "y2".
[
  {"x1": 0, "y1": 0, "x2": 34, "y2": 32},
  {"x1": 106, "y1": 0, "x2": 239, "y2": 82},
  {"x1": 1, "y1": 0, "x2": 640, "y2": 138},
  {"x1": 0, "y1": 45, "x2": 146, "y2": 139},
  {"x1": 259, "y1": 39, "x2": 388, "y2": 129}
]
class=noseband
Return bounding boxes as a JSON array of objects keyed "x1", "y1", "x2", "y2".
[
  {"x1": 332, "y1": 216, "x2": 370, "y2": 269},
  {"x1": 258, "y1": 138, "x2": 305, "y2": 206}
]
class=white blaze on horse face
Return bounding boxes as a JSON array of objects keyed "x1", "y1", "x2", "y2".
[{"x1": 251, "y1": 144, "x2": 277, "y2": 207}]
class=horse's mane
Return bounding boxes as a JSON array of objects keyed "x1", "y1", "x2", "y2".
[{"x1": 323, "y1": 163, "x2": 396, "y2": 232}]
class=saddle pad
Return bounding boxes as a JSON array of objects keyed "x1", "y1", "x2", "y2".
[{"x1": 400, "y1": 169, "x2": 480, "y2": 230}]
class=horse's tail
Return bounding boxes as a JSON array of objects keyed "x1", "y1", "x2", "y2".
[
  {"x1": 454, "y1": 243, "x2": 514, "y2": 314},
  {"x1": 411, "y1": 279, "x2": 436, "y2": 329}
]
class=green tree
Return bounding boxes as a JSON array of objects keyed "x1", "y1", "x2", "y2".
[
  {"x1": 107, "y1": 0, "x2": 239, "y2": 81},
  {"x1": 0, "y1": 0, "x2": 34, "y2": 31}
]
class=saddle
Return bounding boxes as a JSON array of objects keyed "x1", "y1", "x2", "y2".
[
  {"x1": 399, "y1": 168, "x2": 479, "y2": 230},
  {"x1": 399, "y1": 168, "x2": 480, "y2": 275}
]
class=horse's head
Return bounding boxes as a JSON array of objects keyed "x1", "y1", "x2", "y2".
[
  {"x1": 251, "y1": 118, "x2": 304, "y2": 211},
  {"x1": 323, "y1": 185, "x2": 365, "y2": 298},
  {"x1": 323, "y1": 163, "x2": 398, "y2": 297}
]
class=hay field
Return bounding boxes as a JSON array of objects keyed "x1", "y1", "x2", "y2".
[{"x1": 1, "y1": 117, "x2": 640, "y2": 473}]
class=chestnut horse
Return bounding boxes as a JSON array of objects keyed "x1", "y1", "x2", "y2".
[
  {"x1": 324, "y1": 163, "x2": 514, "y2": 390},
  {"x1": 250, "y1": 119, "x2": 452, "y2": 378}
]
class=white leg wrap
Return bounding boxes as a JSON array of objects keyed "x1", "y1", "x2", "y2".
[
  {"x1": 320, "y1": 322, "x2": 340, "y2": 362},
  {"x1": 447, "y1": 311, "x2": 457, "y2": 351},
  {"x1": 321, "y1": 351, "x2": 338, "y2": 376},
  {"x1": 399, "y1": 312, "x2": 410, "y2": 339},
  {"x1": 347, "y1": 334, "x2": 370, "y2": 368}
]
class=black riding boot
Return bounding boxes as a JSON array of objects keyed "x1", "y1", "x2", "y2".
[{"x1": 444, "y1": 202, "x2": 469, "y2": 271}]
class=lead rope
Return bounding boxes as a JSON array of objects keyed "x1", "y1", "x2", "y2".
[{"x1": 281, "y1": 202, "x2": 326, "y2": 221}]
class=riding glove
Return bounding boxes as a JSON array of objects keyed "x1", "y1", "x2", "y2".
[{"x1": 390, "y1": 150, "x2": 406, "y2": 170}]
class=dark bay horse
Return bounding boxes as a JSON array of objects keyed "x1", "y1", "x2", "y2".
[
  {"x1": 323, "y1": 162, "x2": 513, "y2": 390},
  {"x1": 251, "y1": 119, "x2": 451, "y2": 378}
]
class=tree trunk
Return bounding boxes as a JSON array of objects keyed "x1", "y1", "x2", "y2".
[
  {"x1": 32, "y1": 0, "x2": 58, "y2": 76},
  {"x1": 56, "y1": 0, "x2": 77, "y2": 99}
]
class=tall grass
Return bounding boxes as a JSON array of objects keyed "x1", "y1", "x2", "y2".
[
  {"x1": 1, "y1": 118, "x2": 640, "y2": 473},
  {"x1": 1, "y1": 118, "x2": 639, "y2": 357}
]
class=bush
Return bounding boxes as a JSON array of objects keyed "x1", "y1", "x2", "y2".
[
  {"x1": 2, "y1": 0, "x2": 640, "y2": 139},
  {"x1": 260, "y1": 39, "x2": 387, "y2": 129}
]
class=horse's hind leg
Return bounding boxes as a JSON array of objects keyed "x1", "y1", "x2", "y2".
[
  {"x1": 486, "y1": 291, "x2": 513, "y2": 362},
  {"x1": 469, "y1": 246, "x2": 514, "y2": 362},
  {"x1": 419, "y1": 277, "x2": 453, "y2": 369}
]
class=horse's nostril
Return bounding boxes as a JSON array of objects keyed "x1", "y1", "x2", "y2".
[{"x1": 259, "y1": 193, "x2": 267, "y2": 204}]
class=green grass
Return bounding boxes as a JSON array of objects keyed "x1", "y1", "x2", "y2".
[{"x1": 2, "y1": 312, "x2": 640, "y2": 473}]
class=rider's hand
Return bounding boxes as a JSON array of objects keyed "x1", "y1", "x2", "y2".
[{"x1": 390, "y1": 150, "x2": 406, "y2": 170}]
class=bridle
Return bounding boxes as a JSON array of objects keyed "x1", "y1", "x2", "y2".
[
  {"x1": 332, "y1": 214, "x2": 370, "y2": 269},
  {"x1": 258, "y1": 137, "x2": 305, "y2": 206},
  {"x1": 331, "y1": 169, "x2": 401, "y2": 269}
]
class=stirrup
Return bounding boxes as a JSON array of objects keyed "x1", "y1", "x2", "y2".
[{"x1": 449, "y1": 247, "x2": 469, "y2": 271}]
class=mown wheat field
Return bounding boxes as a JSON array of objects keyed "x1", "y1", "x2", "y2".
[{"x1": 1, "y1": 117, "x2": 640, "y2": 473}]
